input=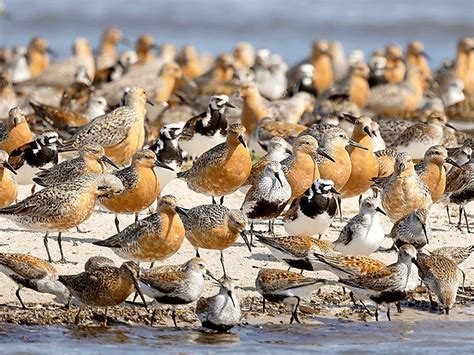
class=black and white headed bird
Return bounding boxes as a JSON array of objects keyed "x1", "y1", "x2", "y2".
[
  {"x1": 289, "y1": 63, "x2": 318, "y2": 97},
  {"x1": 148, "y1": 123, "x2": 184, "y2": 191},
  {"x1": 8, "y1": 131, "x2": 61, "y2": 186},
  {"x1": 283, "y1": 179, "x2": 338, "y2": 237},
  {"x1": 179, "y1": 94, "x2": 235, "y2": 157}
]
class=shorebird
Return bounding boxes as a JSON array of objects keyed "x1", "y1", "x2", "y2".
[
  {"x1": 26, "y1": 36, "x2": 52, "y2": 78},
  {"x1": 254, "y1": 49, "x2": 288, "y2": 100},
  {"x1": 196, "y1": 278, "x2": 241, "y2": 331},
  {"x1": 406, "y1": 41, "x2": 432, "y2": 86},
  {"x1": 340, "y1": 115, "x2": 378, "y2": 199},
  {"x1": 84, "y1": 95, "x2": 108, "y2": 121},
  {"x1": 256, "y1": 268, "x2": 327, "y2": 324},
  {"x1": 0, "y1": 174, "x2": 124, "y2": 263},
  {"x1": 29, "y1": 97, "x2": 90, "y2": 130},
  {"x1": 84, "y1": 256, "x2": 115, "y2": 271},
  {"x1": 177, "y1": 44, "x2": 203, "y2": 80},
  {"x1": 338, "y1": 244, "x2": 420, "y2": 321},
  {"x1": 93, "y1": 51, "x2": 138, "y2": 86},
  {"x1": 380, "y1": 153, "x2": 432, "y2": 221},
  {"x1": 311, "y1": 40, "x2": 334, "y2": 94},
  {"x1": 135, "y1": 34, "x2": 157, "y2": 65},
  {"x1": 8, "y1": 131, "x2": 60, "y2": 187},
  {"x1": 299, "y1": 123, "x2": 367, "y2": 192},
  {"x1": 233, "y1": 42, "x2": 255, "y2": 70},
  {"x1": 0, "y1": 107, "x2": 33, "y2": 154},
  {"x1": 0, "y1": 150, "x2": 17, "y2": 208},
  {"x1": 242, "y1": 161, "x2": 291, "y2": 237},
  {"x1": 370, "y1": 121, "x2": 386, "y2": 152},
  {"x1": 389, "y1": 208, "x2": 430, "y2": 250},
  {"x1": 329, "y1": 41, "x2": 348, "y2": 82},
  {"x1": 366, "y1": 67, "x2": 424, "y2": 117},
  {"x1": 310, "y1": 252, "x2": 386, "y2": 279},
  {"x1": 417, "y1": 253, "x2": 459, "y2": 314},
  {"x1": 256, "y1": 234, "x2": 335, "y2": 272},
  {"x1": 289, "y1": 64, "x2": 317, "y2": 97},
  {"x1": 334, "y1": 197, "x2": 386, "y2": 256},
  {"x1": 61, "y1": 87, "x2": 151, "y2": 165},
  {"x1": 179, "y1": 204, "x2": 251, "y2": 277},
  {"x1": 327, "y1": 62, "x2": 370, "y2": 108},
  {"x1": 392, "y1": 112, "x2": 452, "y2": 160},
  {"x1": 94, "y1": 195, "x2": 186, "y2": 263},
  {"x1": 148, "y1": 124, "x2": 183, "y2": 191},
  {"x1": 368, "y1": 49, "x2": 387, "y2": 87},
  {"x1": 100, "y1": 150, "x2": 169, "y2": 232},
  {"x1": 8, "y1": 46, "x2": 30, "y2": 83},
  {"x1": 59, "y1": 261, "x2": 146, "y2": 326},
  {"x1": 376, "y1": 118, "x2": 413, "y2": 148},
  {"x1": 139, "y1": 257, "x2": 215, "y2": 327},
  {"x1": 177, "y1": 124, "x2": 252, "y2": 204},
  {"x1": 283, "y1": 179, "x2": 338, "y2": 238},
  {"x1": 374, "y1": 148, "x2": 402, "y2": 180},
  {"x1": 33, "y1": 144, "x2": 117, "y2": 187},
  {"x1": 243, "y1": 136, "x2": 290, "y2": 190},
  {"x1": 431, "y1": 245, "x2": 474, "y2": 290},
  {"x1": 95, "y1": 28, "x2": 125, "y2": 71},
  {"x1": 60, "y1": 67, "x2": 94, "y2": 113},
  {"x1": 281, "y1": 135, "x2": 333, "y2": 202},
  {"x1": 384, "y1": 44, "x2": 406, "y2": 84},
  {"x1": 415, "y1": 145, "x2": 463, "y2": 203},
  {"x1": 0, "y1": 253, "x2": 70, "y2": 309},
  {"x1": 179, "y1": 95, "x2": 235, "y2": 158}
]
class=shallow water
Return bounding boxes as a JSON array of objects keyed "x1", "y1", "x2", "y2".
[
  {"x1": 1, "y1": 0, "x2": 474, "y2": 66},
  {"x1": 1, "y1": 320, "x2": 474, "y2": 354}
]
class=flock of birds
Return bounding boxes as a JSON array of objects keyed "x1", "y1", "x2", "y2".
[{"x1": 0, "y1": 29, "x2": 473, "y2": 329}]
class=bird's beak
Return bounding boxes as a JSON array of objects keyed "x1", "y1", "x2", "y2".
[
  {"x1": 154, "y1": 160, "x2": 174, "y2": 171},
  {"x1": 131, "y1": 276, "x2": 149, "y2": 312},
  {"x1": 2, "y1": 161, "x2": 17, "y2": 175},
  {"x1": 411, "y1": 257, "x2": 422, "y2": 271},
  {"x1": 330, "y1": 186, "x2": 340, "y2": 195},
  {"x1": 174, "y1": 205, "x2": 188, "y2": 217},
  {"x1": 100, "y1": 156, "x2": 119, "y2": 169},
  {"x1": 228, "y1": 290, "x2": 236, "y2": 307},
  {"x1": 275, "y1": 172, "x2": 283, "y2": 187},
  {"x1": 422, "y1": 223, "x2": 429, "y2": 244},
  {"x1": 445, "y1": 122, "x2": 457, "y2": 131},
  {"x1": 183, "y1": 77, "x2": 198, "y2": 88},
  {"x1": 342, "y1": 113, "x2": 357, "y2": 123},
  {"x1": 375, "y1": 207, "x2": 387, "y2": 216},
  {"x1": 363, "y1": 126, "x2": 373, "y2": 137},
  {"x1": 146, "y1": 99, "x2": 155, "y2": 106},
  {"x1": 240, "y1": 231, "x2": 252, "y2": 252},
  {"x1": 121, "y1": 37, "x2": 132, "y2": 47},
  {"x1": 445, "y1": 157, "x2": 464, "y2": 170},
  {"x1": 46, "y1": 47, "x2": 57, "y2": 58},
  {"x1": 317, "y1": 147, "x2": 335, "y2": 162},
  {"x1": 348, "y1": 139, "x2": 368, "y2": 150},
  {"x1": 225, "y1": 102, "x2": 236, "y2": 109},
  {"x1": 206, "y1": 270, "x2": 219, "y2": 282},
  {"x1": 238, "y1": 135, "x2": 247, "y2": 148}
]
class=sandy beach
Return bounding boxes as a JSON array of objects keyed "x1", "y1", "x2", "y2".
[{"x1": 0, "y1": 179, "x2": 472, "y2": 327}]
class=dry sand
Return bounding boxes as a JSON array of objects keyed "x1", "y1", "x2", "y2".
[{"x1": 0, "y1": 180, "x2": 473, "y2": 326}]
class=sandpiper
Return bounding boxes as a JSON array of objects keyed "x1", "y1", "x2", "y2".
[
  {"x1": 148, "y1": 124, "x2": 183, "y2": 191},
  {"x1": 33, "y1": 144, "x2": 118, "y2": 187},
  {"x1": 338, "y1": 244, "x2": 420, "y2": 321},
  {"x1": 95, "y1": 28, "x2": 124, "y2": 71},
  {"x1": 256, "y1": 234, "x2": 336, "y2": 272},
  {"x1": 310, "y1": 252, "x2": 386, "y2": 279},
  {"x1": 196, "y1": 278, "x2": 241, "y2": 331},
  {"x1": 383, "y1": 44, "x2": 406, "y2": 84},
  {"x1": 281, "y1": 135, "x2": 333, "y2": 201},
  {"x1": 139, "y1": 257, "x2": 215, "y2": 327},
  {"x1": 334, "y1": 197, "x2": 386, "y2": 256},
  {"x1": 374, "y1": 148, "x2": 402, "y2": 180},
  {"x1": 389, "y1": 208, "x2": 430, "y2": 250},
  {"x1": 417, "y1": 253, "x2": 459, "y2": 314},
  {"x1": 431, "y1": 245, "x2": 474, "y2": 290},
  {"x1": 177, "y1": 124, "x2": 252, "y2": 204},
  {"x1": 94, "y1": 195, "x2": 186, "y2": 264},
  {"x1": 180, "y1": 95, "x2": 235, "y2": 157},
  {"x1": 179, "y1": 204, "x2": 251, "y2": 277},
  {"x1": 340, "y1": 115, "x2": 378, "y2": 199},
  {"x1": 256, "y1": 268, "x2": 327, "y2": 324},
  {"x1": 0, "y1": 174, "x2": 124, "y2": 263},
  {"x1": 380, "y1": 153, "x2": 432, "y2": 221},
  {"x1": 59, "y1": 261, "x2": 146, "y2": 326},
  {"x1": 100, "y1": 150, "x2": 170, "y2": 232},
  {"x1": 61, "y1": 87, "x2": 151, "y2": 165},
  {"x1": 8, "y1": 131, "x2": 60, "y2": 187},
  {"x1": 0, "y1": 253, "x2": 70, "y2": 309},
  {"x1": 84, "y1": 256, "x2": 115, "y2": 271},
  {"x1": 329, "y1": 62, "x2": 370, "y2": 108},
  {"x1": 415, "y1": 145, "x2": 463, "y2": 203},
  {"x1": 0, "y1": 150, "x2": 17, "y2": 208},
  {"x1": 0, "y1": 107, "x2": 33, "y2": 154},
  {"x1": 406, "y1": 41, "x2": 432, "y2": 86},
  {"x1": 29, "y1": 99, "x2": 89, "y2": 130},
  {"x1": 242, "y1": 161, "x2": 291, "y2": 237},
  {"x1": 311, "y1": 40, "x2": 334, "y2": 94},
  {"x1": 283, "y1": 179, "x2": 338, "y2": 238},
  {"x1": 26, "y1": 36, "x2": 52, "y2": 78}
]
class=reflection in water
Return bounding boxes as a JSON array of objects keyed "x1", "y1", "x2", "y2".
[{"x1": 190, "y1": 329, "x2": 240, "y2": 346}]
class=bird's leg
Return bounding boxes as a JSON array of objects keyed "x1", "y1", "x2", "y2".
[
  {"x1": 360, "y1": 300, "x2": 373, "y2": 316},
  {"x1": 16, "y1": 288, "x2": 26, "y2": 309},
  {"x1": 212, "y1": 196, "x2": 217, "y2": 204},
  {"x1": 219, "y1": 196, "x2": 224, "y2": 205},
  {"x1": 103, "y1": 307, "x2": 108, "y2": 327},
  {"x1": 287, "y1": 267, "x2": 291, "y2": 272},
  {"x1": 375, "y1": 306, "x2": 379, "y2": 321},
  {"x1": 290, "y1": 298, "x2": 301, "y2": 324},
  {"x1": 115, "y1": 215, "x2": 120, "y2": 233},
  {"x1": 57, "y1": 232, "x2": 66, "y2": 263},
  {"x1": 75, "y1": 307, "x2": 83, "y2": 325},
  {"x1": 337, "y1": 196, "x2": 343, "y2": 221},
  {"x1": 457, "y1": 205, "x2": 463, "y2": 231},
  {"x1": 446, "y1": 205, "x2": 452, "y2": 225},
  {"x1": 358, "y1": 195, "x2": 363, "y2": 207},
  {"x1": 428, "y1": 290, "x2": 436, "y2": 310},
  {"x1": 396, "y1": 302, "x2": 402, "y2": 313},
  {"x1": 171, "y1": 306, "x2": 178, "y2": 327},
  {"x1": 300, "y1": 270, "x2": 304, "y2": 275},
  {"x1": 149, "y1": 262, "x2": 155, "y2": 269},
  {"x1": 262, "y1": 298, "x2": 266, "y2": 313},
  {"x1": 30, "y1": 184, "x2": 36, "y2": 195},
  {"x1": 462, "y1": 269, "x2": 466, "y2": 292},
  {"x1": 463, "y1": 206, "x2": 471, "y2": 233},
  {"x1": 135, "y1": 213, "x2": 139, "y2": 223},
  {"x1": 43, "y1": 232, "x2": 52, "y2": 263},
  {"x1": 220, "y1": 251, "x2": 227, "y2": 278},
  {"x1": 386, "y1": 305, "x2": 391, "y2": 321},
  {"x1": 150, "y1": 308, "x2": 157, "y2": 326},
  {"x1": 349, "y1": 292, "x2": 358, "y2": 308}
]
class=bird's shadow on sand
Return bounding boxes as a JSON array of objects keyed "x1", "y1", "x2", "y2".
[{"x1": 247, "y1": 253, "x2": 275, "y2": 262}]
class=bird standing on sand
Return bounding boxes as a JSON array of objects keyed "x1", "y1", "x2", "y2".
[
  {"x1": 389, "y1": 208, "x2": 430, "y2": 250},
  {"x1": 431, "y1": 245, "x2": 474, "y2": 290}
]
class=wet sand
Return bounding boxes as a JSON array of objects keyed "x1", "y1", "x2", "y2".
[{"x1": 0, "y1": 180, "x2": 473, "y2": 326}]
